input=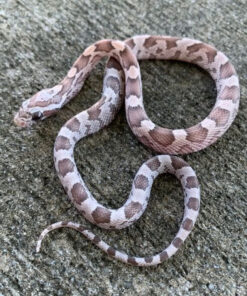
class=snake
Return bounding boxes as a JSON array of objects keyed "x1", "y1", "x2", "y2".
[{"x1": 14, "y1": 36, "x2": 239, "y2": 266}]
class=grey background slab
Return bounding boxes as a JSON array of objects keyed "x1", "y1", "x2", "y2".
[{"x1": 0, "y1": 0, "x2": 246, "y2": 295}]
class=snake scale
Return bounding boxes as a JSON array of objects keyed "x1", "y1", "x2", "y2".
[{"x1": 14, "y1": 36, "x2": 240, "y2": 266}]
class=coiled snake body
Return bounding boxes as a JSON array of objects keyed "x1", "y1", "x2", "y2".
[{"x1": 14, "y1": 36, "x2": 239, "y2": 266}]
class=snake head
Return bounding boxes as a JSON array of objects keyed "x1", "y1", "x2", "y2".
[
  {"x1": 14, "y1": 86, "x2": 62, "y2": 128},
  {"x1": 14, "y1": 108, "x2": 37, "y2": 128}
]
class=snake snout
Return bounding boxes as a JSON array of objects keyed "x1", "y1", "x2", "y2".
[{"x1": 14, "y1": 108, "x2": 34, "y2": 128}]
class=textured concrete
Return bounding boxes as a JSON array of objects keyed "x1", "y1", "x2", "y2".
[{"x1": 0, "y1": 0, "x2": 246, "y2": 295}]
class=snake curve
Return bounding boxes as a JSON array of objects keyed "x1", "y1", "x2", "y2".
[
  {"x1": 123, "y1": 36, "x2": 240, "y2": 154},
  {"x1": 36, "y1": 154, "x2": 200, "y2": 266},
  {"x1": 13, "y1": 35, "x2": 239, "y2": 266},
  {"x1": 14, "y1": 35, "x2": 240, "y2": 154}
]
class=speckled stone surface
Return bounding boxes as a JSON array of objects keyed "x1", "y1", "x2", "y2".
[{"x1": 0, "y1": 0, "x2": 246, "y2": 295}]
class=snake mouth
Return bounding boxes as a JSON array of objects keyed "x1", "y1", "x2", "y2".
[{"x1": 14, "y1": 108, "x2": 35, "y2": 128}]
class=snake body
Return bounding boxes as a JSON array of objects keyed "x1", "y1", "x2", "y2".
[{"x1": 14, "y1": 36, "x2": 240, "y2": 266}]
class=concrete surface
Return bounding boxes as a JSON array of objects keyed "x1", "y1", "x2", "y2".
[{"x1": 0, "y1": 0, "x2": 246, "y2": 295}]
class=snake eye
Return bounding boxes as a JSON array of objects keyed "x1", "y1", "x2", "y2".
[{"x1": 32, "y1": 111, "x2": 43, "y2": 120}]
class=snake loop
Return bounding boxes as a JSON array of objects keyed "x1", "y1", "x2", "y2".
[
  {"x1": 37, "y1": 155, "x2": 200, "y2": 266},
  {"x1": 15, "y1": 36, "x2": 240, "y2": 155},
  {"x1": 118, "y1": 36, "x2": 240, "y2": 154}
]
